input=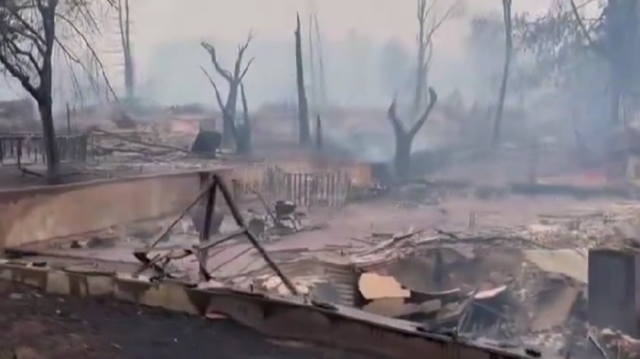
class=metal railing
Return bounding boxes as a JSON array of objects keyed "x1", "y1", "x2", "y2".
[{"x1": 0, "y1": 132, "x2": 88, "y2": 165}]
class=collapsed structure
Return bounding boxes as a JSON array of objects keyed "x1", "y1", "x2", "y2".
[{"x1": 1, "y1": 118, "x2": 640, "y2": 359}]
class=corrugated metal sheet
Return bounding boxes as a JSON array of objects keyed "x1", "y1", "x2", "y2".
[{"x1": 322, "y1": 260, "x2": 359, "y2": 306}]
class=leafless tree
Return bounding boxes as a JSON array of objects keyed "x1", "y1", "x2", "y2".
[
  {"x1": 0, "y1": 0, "x2": 115, "y2": 181},
  {"x1": 237, "y1": 82, "x2": 251, "y2": 153},
  {"x1": 294, "y1": 13, "x2": 310, "y2": 145},
  {"x1": 201, "y1": 33, "x2": 254, "y2": 148},
  {"x1": 491, "y1": 0, "x2": 513, "y2": 147},
  {"x1": 388, "y1": 87, "x2": 438, "y2": 178},
  {"x1": 412, "y1": 0, "x2": 460, "y2": 115},
  {"x1": 569, "y1": 0, "x2": 639, "y2": 126},
  {"x1": 117, "y1": 0, "x2": 134, "y2": 101},
  {"x1": 385, "y1": 0, "x2": 457, "y2": 178},
  {"x1": 307, "y1": 5, "x2": 327, "y2": 116}
]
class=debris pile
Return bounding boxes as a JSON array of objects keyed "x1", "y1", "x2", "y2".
[
  {"x1": 598, "y1": 329, "x2": 640, "y2": 359},
  {"x1": 230, "y1": 229, "x2": 591, "y2": 354}
]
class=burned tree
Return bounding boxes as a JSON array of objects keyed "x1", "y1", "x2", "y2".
[
  {"x1": 0, "y1": 0, "x2": 112, "y2": 181},
  {"x1": 294, "y1": 13, "x2": 310, "y2": 145},
  {"x1": 491, "y1": 0, "x2": 513, "y2": 147},
  {"x1": 513, "y1": 0, "x2": 639, "y2": 171},
  {"x1": 237, "y1": 82, "x2": 251, "y2": 154},
  {"x1": 315, "y1": 114, "x2": 322, "y2": 150},
  {"x1": 201, "y1": 33, "x2": 254, "y2": 148},
  {"x1": 517, "y1": 0, "x2": 639, "y2": 127},
  {"x1": 569, "y1": 0, "x2": 640, "y2": 125},
  {"x1": 200, "y1": 67, "x2": 251, "y2": 155},
  {"x1": 385, "y1": 0, "x2": 454, "y2": 178},
  {"x1": 412, "y1": 0, "x2": 460, "y2": 115},
  {"x1": 388, "y1": 87, "x2": 438, "y2": 178},
  {"x1": 117, "y1": 0, "x2": 134, "y2": 102}
]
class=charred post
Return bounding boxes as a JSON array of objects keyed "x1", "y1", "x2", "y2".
[
  {"x1": 491, "y1": 0, "x2": 513, "y2": 147},
  {"x1": 236, "y1": 82, "x2": 252, "y2": 154},
  {"x1": 117, "y1": 0, "x2": 135, "y2": 102},
  {"x1": 295, "y1": 13, "x2": 311, "y2": 145},
  {"x1": 315, "y1": 114, "x2": 323, "y2": 150}
]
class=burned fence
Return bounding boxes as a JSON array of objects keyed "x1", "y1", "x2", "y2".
[
  {"x1": 0, "y1": 133, "x2": 88, "y2": 165},
  {"x1": 265, "y1": 166, "x2": 351, "y2": 207}
]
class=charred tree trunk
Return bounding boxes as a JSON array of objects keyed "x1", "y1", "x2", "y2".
[
  {"x1": 387, "y1": 87, "x2": 438, "y2": 179},
  {"x1": 38, "y1": 100, "x2": 59, "y2": 180},
  {"x1": 41, "y1": 3, "x2": 59, "y2": 182},
  {"x1": 236, "y1": 83, "x2": 252, "y2": 154},
  {"x1": 118, "y1": 0, "x2": 135, "y2": 101},
  {"x1": 123, "y1": 51, "x2": 134, "y2": 100},
  {"x1": 393, "y1": 132, "x2": 412, "y2": 178},
  {"x1": 223, "y1": 87, "x2": 239, "y2": 146},
  {"x1": 413, "y1": 0, "x2": 428, "y2": 116},
  {"x1": 604, "y1": 0, "x2": 623, "y2": 125},
  {"x1": 491, "y1": 0, "x2": 513, "y2": 147},
  {"x1": 201, "y1": 35, "x2": 254, "y2": 151},
  {"x1": 315, "y1": 114, "x2": 323, "y2": 150},
  {"x1": 295, "y1": 13, "x2": 310, "y2": 145}
]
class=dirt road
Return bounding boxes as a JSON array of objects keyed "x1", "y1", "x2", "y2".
[{"x1": 0, "y1": 281, "x2": 365, "y2": 359}]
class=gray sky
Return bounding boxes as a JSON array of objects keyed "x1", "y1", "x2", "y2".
[
  {"x1": 130, "y1": 0, "x2": 553, "y2": 69},
  {"x1": 0, "y1": 0, "x2": 558, "y2": 105},
  {"x1": 88, "y1": 0, "x2": 554, "y2": 106}
]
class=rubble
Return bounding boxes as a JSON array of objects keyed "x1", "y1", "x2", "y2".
[
  {"x1": 599, "y1": 328, "x2": 640, "y2": 359},
  {"x1": 222, "y1": 228, "x2": 590, "y2": 348},
  {"x1": 11, "y1": 115, "x2": 640, "y2": 358}
]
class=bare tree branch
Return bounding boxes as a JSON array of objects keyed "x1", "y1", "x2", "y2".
[
  {"x1": 201, "y1": 42, "x2": 233, "y2": 82},
  {"x1": 425, "y1": 0, "x2": 460, "y2": 39},
  {"x1": 236, "y1": 31, "x2": 254, "y2": 58},
  {"x1": 201, "y1": 30, "x2": 255, "y2": 148},
  {"x1": 413, "y1": 0, "x2": 459, "y2": 114},
  {"x1": 233, "y1": 31, "x2": 254, "y2": 81},
  {"x1": 240, "y1": 81, "x2": 249, "y2": 121},
  {"x1": 569, "y1": 0, "x2": 602, "y2": 56},
  {"x1": 238, "y1": 57, "x2": 254, "y2": 82},
  {"x1": 0, "y1": 50, "x2": 38, "y2": 97},
  {"x1": 409, "y1": 87, "x2": 438, "y2": 137},
  {"x1": 386, "y1": 96, "x2": 406, "y2": 134},
  {"x1": 0, "y1": 0, "x2": 118, "y2": 180},
  {"x1": 55, "y1": 12, "x2": 117, "y2": 100},
  {"x1": 200, "y1": 65, "x2": 226, "y2": 115}
]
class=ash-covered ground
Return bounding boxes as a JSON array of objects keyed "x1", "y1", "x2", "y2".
[{"x1": 0, "y1": 280, "x2": 368, "y2": 359}]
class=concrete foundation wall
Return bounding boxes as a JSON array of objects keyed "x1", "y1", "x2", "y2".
[
  {"x1": 0, "y1": 258, "x2": 534, "y2": 359},
  {"x1": 0, "y1": 169, "x2": 243, "y2": 249}
]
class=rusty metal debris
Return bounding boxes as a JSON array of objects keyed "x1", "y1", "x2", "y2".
[
  {"x1": 132, "y1": 173, "x2": 298, "y2": 295},
  {"x1": 247, "y1": 187, "x2": 303, "y2": 234},
  {"x1": 227, "y1": 225, "x2": 601, "y2": 355}
]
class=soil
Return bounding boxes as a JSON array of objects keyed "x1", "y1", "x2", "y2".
[{"x1": 0, "y1": 280, "x2": 366, "y2": 359}]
